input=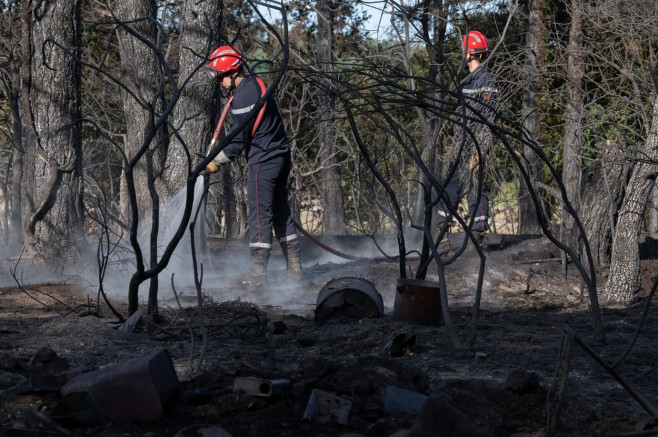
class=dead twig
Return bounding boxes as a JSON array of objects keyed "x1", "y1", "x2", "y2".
[
  {"x1": 546, "y1": 325, "x2": 575, "y2": 436},
  {"x1": 170, "y1": 275, "x2": 197, "y2": 374},
  {"x1": 189, "y1": 181, "x2": 210, "y2": 374},
  {"x1": 147, "y1": 319, "x2": 181, "y2": 340}
]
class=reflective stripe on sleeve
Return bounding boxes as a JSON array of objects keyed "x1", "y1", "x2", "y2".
[
  {"x1": 232, "y1": 104, "x2": 256, "y2": 115},
  {"x1": 463, "y1": 86, "x2": 498, "y2": 95}
]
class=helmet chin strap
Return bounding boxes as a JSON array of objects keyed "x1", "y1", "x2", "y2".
[
  {"x1": 229, "y1": 72, "x2": 240, "y2": 91},
  {"x1": 466, "y1": 53, "x2": 485, "y2": 64}
]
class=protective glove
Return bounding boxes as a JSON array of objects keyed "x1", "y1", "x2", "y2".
[
  {"x1": 205, "y1": 150, "x2": 231, "y2": 174},
  {"x1": 206, "y1": 162, "x2": 221, "y2": 174}
]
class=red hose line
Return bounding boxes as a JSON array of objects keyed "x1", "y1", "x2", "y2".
[{"x1": 293, "y1": 220, "x2": 456, "y2": 262}]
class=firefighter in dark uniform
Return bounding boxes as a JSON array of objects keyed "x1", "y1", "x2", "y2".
[
  {"x1": 436, "y1": 30, "x2": 499, "y2": 244},
  {"x1": 205, "y1": 46, "x2": 302, "y2": 285}
]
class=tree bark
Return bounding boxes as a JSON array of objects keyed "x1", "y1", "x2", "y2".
[
  {"x1": 114, "y1": 0, "x2": 166, "y2": 224},
  {"x1": 21, "y1": 0, "x2": 85, "y2": 262},
  {"x1": 316, "y1": 0, "x2": 346, "y2": 235},
  {"x1": 7, "y1": 39, "x2": 23, "y2": 250},
  {"x1": 649, "y1": 184, "x2": 658, "y2": 232},
  {"x1": 604, "y1": 97, "x2": 658, "y2": 305},
  {"x1": 562, "y1": 0, "x2": 586, "y2": 251},
  {"x1": 580, "y1": 141, "x2": 629, "y2": 270},
  {"x1": 518, "y1": 0, "x2": 546, "y2": 235},
  {"x1": 164, "y1": 0, "x2": 222, "y2": 199}
]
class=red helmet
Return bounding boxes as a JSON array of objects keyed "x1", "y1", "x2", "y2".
[
  {"x1": 207, "y1": 46, "x2": 242, "y2": 79},
  {"x1": 462, "y1": 31, "x2": 490, "y2": 55}
]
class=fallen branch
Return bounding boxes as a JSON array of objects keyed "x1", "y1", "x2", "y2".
[
  {"x1": 570, "y1": 327, "x2": 658, "y2": 419},
  {"x1": 550, "y1": 325, "x2": 658, "y2": 437},
  {"x1": 9, "y1": 251, "x2": 75, "y2": 315}
]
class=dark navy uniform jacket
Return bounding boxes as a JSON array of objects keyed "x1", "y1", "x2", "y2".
[
  {"x1": 223, "y1": 76, "x2": 290, "y2": 163},
  {"x1": 462, "y1": 64, "x2": 498, "y2": 117},
  {"x1": 455, "y1": 63, "x2": 499, "y2": 156}
]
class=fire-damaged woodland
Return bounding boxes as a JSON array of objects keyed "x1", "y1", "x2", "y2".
[
  {"x1": 2, "y1": 0, "x2": 658, "y2": 436},
  {"x1": 1, "y1": 234, "x2": 658, "y2": 437}
]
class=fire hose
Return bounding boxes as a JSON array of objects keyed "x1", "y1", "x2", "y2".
[
  {"x1": 292, "y1": 220, "x2": 407, "y2": 261},
  {"x1": 293, "y1": 220, "x2": 460, "y2": 262}
]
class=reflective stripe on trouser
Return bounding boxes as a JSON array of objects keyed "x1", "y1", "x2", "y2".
[{"x1": 247, "y1": 153, "x2": 297, "y2": 253}]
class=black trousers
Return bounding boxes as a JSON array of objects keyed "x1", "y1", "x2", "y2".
[
  {"x1": 247, "y1": 153, "x2": 298, "y2": 252},
  {"x1": 437, "y1": 151, "x2": 489, "y2": 232}
]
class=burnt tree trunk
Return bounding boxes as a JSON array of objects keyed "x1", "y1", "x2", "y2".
[
  {"x1": 21, "y1": 0, "x2": 85, "y2": 262},
  {"x1": 413, "y1": 0, "x2": 449, "y2": 229},
  {"x1": 414, "y1": 0, "x2": 450, "y2": 280},
  {"x1": 114, "y1": 0, "x2": 167, "y2": 315},
  {"x1": 580, "y1": 142, "x2": 629, "y2": 271},
  {"x1": 518, "y1": 0, "x2": 546, "y2": 235},
  {"x1": 604, "y1": 97, "x2": 658, "y2": 305},
  {"x1": 562, "y1": 0, "x2": 586, "y2": 252},
  {"x1": 316, "y1": 0, "x2": 346, "y2": 235}
]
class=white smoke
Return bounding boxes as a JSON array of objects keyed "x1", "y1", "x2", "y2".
[{"x1": 0, "y1": 176, "x2": 425, "y2": 318}]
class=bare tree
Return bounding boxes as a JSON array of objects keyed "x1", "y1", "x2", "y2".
[
  {"x1": 412, "y1": 0, "x2": 452, "y2": 230},
  {"x1": 518, "y1": 0, "x2": 546, "y2": 235},
  {"x1": 561, "y1": 0, "x2": 586, "y2": 252},
  {"x1": 113, "y1": 0, "x2": 175, "y2": 315},
  {"x1": 316, "y1": 0, "x2": 347, "y2": 235}
]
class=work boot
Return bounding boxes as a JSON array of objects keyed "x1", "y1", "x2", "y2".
[
  {"x1": 246, "y1": 248, "x2": 270, "y2": 290},
  {"x1": 473, "y1": 230, "x2": 485, "y2": 250},
  {"x1": 471, "y1": 219, "x2": 489, "y2": 248},
  {"x1": 280, "y1": 239, "x2": 303, "y2": 281}
]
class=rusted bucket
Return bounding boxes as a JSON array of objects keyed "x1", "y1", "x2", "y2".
[
  {"x1": 315, "y1": 277, "x2": 384, "y2": 322},
  {"x1": 393, "y1": 278, "x2": 442, "y2": 326}
]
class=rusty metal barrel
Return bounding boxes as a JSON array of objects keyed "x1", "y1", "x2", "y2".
[
  {"x1": 393, "y1": 278, "x2": 442, "y2": 326},
  {"x1": 315, "y1": 277, "x2": 384, "y2": 322}
]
